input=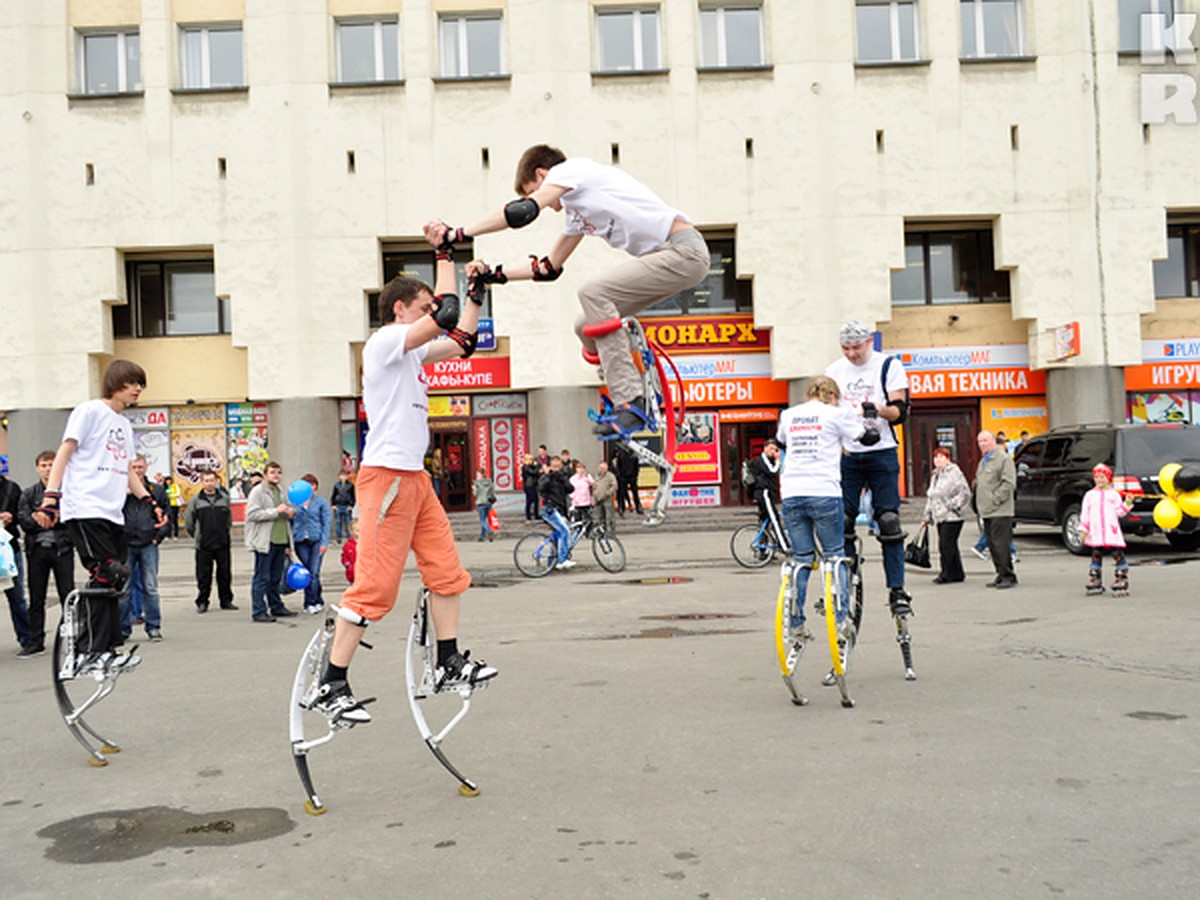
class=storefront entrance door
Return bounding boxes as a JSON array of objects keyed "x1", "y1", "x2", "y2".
[
  {"x1": 723, "y1": 420, "x2": 778, "y2": 506},
  {"x1": 905, "y1": 405, "x2": 978, "y2": 496},
  {"x1": 430, "y1": 430, "x2": 471, "y2": 512}
]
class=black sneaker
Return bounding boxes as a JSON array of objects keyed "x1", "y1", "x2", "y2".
[
  {"x1": 592, "y1": 397, "x2": 649, "y2": 436},
  {"x1": 311, "y1": 680, "x2": 372, "y2": 725},
  {"x1": 434, "y1": 651, "x2": 498, "y2": 692},
  {"x1": 888, "y1": 588, "x2": 913, "y2": 617},
  {"x1": 16, "y1": 645, "x2": 45, "y2": 659}
]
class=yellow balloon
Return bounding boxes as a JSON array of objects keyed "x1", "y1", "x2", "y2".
[
  {"x1": 1177, "y1": 490, "x2": 1200, "y2": 519},
  {"x1": 1158, "y1": 462, "x2": 1182, "y2": 496},
  {"x1": 1154, "y1": 498, "x2": 1183, "y2": 530}
]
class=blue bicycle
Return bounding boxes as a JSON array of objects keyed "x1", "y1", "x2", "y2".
[
  {"x1": 513, "y1": 514, "x2": 627, "y2": 577},
  {"x1": 730, "y1": 497, "x2": 791, "y2": 568}
]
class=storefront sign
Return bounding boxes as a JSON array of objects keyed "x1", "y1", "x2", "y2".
[
  {"x1": 125, "y1": 407, "x2": 169, "y2": 429},
  {"x1": 226, "y1": 402, "x2": 269, "y2": 426},
  {"x1": 1124, "y1": 338, "x2": 1200, "y2": 390},
  {"x1": 896, "y1": 344, "x2": 1047, "y2": 398},
  {"x1": 476, "y1": 318, "x2": 496, "y2": 352},
  {"x1": 170, "y1": 404, "x2": 225, "y2": 428},
  {"x1": 425, "y1": 357, "x2": 511, "y2": 390},
  {"x1": 675, "y1": 412, "x2": 721, "y2": 484},
  {"x1": 642, "y1": 315, "x2": 770, "y2": 355},
  {"x1": 473, "y1": 393, "x2": 527, "y2": 416},
  {"x1": 474, "y1": 419, "x2": 491, "y2": 477},
  {"x1": 668, "y1": 485, "x2": 721, "y2": 508},
  {"x1": 718, "y1": 407, "x2": 785, "y2": 423},
  {"x1": 513, "y1": 417, "x2": 529, "y2": 488},
  {"x1": 490, "y1": 418, "x2": 515, "y2": 490},
  {"x1": 980, "y1": 397, "x2": 1049, "y2": 439},
  {"x1": 673, "y1": 353, "x2": 773, "y2": 380},
  {"x1": 671, "y1": 377, "x2": 790, "y2": 407}
]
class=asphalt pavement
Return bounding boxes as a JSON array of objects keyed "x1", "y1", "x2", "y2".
[{"x1": 1, "y1": 519, "x2": 1198, "y2": 898}]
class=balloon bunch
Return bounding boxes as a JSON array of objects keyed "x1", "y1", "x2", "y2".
[{"x1": 1152, "y1": 462, "x2": 1200, "y2": 530}]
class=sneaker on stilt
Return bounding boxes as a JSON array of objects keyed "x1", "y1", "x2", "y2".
[
  {"x1": 435, "y1": 651, "x2": 498, "y2": 692},
  {"x1": 311, "y1": 680, "x2": 372, "y2": 724}
]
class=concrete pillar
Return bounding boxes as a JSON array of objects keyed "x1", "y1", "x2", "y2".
[
  {"x1": 527, "y1": 387, "x2": 603, "y2": 465},
  {"x1": 4, "y1": 409, "x2": 71, "y2": 484},
  {"x1": 1046, "y1": 367, "x2": 1126, "y2": 428},
  {"x1": 266, "y1": 398, "x2": 343, "y2": 490}
]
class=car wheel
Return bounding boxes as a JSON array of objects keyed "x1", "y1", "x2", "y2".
[
  {"x1": 1165, "y1": 531, "x2": 1200, "y2": 552},
  {"x1": 1060, "y1": 503, "x2": 1086, "y2": 555}
]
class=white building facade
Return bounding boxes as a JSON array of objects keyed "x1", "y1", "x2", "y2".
[{"x1": 2, "y1": 0, "x2": 1198, "y2": 506}]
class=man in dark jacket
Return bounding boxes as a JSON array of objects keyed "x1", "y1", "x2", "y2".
[
  {"x1": 614, "y1": 445, "x2": 642, "y2": 516},
  {"x1": 121, "y1": 454, "x2": 170, "y2": 641},
  {"x1": 330, "y1": 471, "x2": 356, "y2": 544},
  {"x1": 17, "y1": 450, "x2": 75, "y2": 657},
  {"x1": 1, "y1": 461, "x2": 33, "y2": 655},
  {"x1": 185, "y1": 470, "x2": 237, "y2": 613}
]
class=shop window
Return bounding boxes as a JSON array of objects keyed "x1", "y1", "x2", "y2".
[
  {"x1": 370, "y1": 243, "x2": 490, "y2": 328},
  {"x1": 180, "y1": 24, "x2": 244, "y2": 89},
  {"x1": 596, "y1": 6, "x2": 662, "y2": 73},
  {"x1": 335, "y1": 18, "x2": 401, "y2": 83},
  {"x1": 113, "y1": 259, "x2": 227, "y2": 337},
  {"x1": 78, "y1": 30, "x2": 142, "y2": 94},
  {"x1": 891, "y1": 227, "x2": 1011, "y2": 306},
  {"x1": 856, "y1": 1, "x2": 920, "y2": 63},
  {"x1": 961, "y1": 0, "x2": 1025, "y2": 59},
  {"x1": 1154, "y1": 222, "x2": 1200, "y2": 298},
  {"x1": 438, "y1": 13, "x2": 505, "y2": 78},
  {"x1": 1118, "y1": 0, "x2": 1177, "y2": 53},
  {"x1": 699, "y1": 4, "x2": 765, "y2": 68},
  {"x1": 645, "y1": 234, "x2": 753, "y2": 315}
]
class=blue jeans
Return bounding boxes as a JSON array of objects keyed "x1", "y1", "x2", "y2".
[
  {"x1": 4, "y1": 550, "x2": 31, "y2": 648},
  {"x1": 781, "y1": 496, "x2": 849, "y2": 626},
  {"x1": 293, "y1": 539, "x2": 325, "y2": 609},
  {"x1": 333, "y1": 506, "x2": 352, "y2": 542},
  {"x1": 541, "y1": 508, "x2": 572, "y2": 564},
  {"x1": 841, "y1": 448, "x2": 904, "y2": 590},
  {"x1": 477, "y1": 503, "x2": 494, "y2": 540},
  {"x1": 121, "y1": 543, "x2": 162, "y2": 635},
  {"x1": 974, "y1": 530, "x2": 1016, "y2": 556},
  {"x1": 251, "y1": 544, "x2": 289, "y2": 617}
]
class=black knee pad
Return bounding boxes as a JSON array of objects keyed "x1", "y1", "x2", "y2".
[
  {"x1": 88, "y1": 558, "x2": 129, "y2": 593},
  {"x1": 875, "y1": 510, "x2": 907, "y2": 545}
]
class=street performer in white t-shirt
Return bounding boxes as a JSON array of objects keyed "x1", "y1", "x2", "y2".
[
  {"x1": 430, "y1": 144, "x2": 711, "y2": 437},
  {"x1": 776, "y1": 376, "x2": 869, "y2": 638},
  {"x1": 825, "y1": 320, "x2": 913, "y2": 618},
  {"x1": 311, "y1": 223, "x2": 496, "y2": 725},
  {"x1": 34, "y1": 359, "x2": 167, "y2": 674}
]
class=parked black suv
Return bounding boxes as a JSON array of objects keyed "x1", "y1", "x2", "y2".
[{"x1": 1013, "y1": 423, "x2": 1200, "y2": 554}]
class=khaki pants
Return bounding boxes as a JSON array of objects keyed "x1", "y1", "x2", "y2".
[{"x1": 574, "y1": 228, "x2": 710, "y2": 405}]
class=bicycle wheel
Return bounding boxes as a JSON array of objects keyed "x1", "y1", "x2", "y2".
[
  {"x1": 591, "y1": 531, "x2": 627, "y2": 573},
  {"x1": 514, "y1": 531, "x2": 558, "y2": 578},
  {"x1": 773, "y1": 566, "x2": 807, "y2": 706},
  {"x1": 731, "y1": 523, "x2": 774, "y2": 569}
]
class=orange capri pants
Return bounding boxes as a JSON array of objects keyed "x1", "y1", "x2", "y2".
[{"x1": 340, "y1": 466, "x2": 471, "y2": 622}]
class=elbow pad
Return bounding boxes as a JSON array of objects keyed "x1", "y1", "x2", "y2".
[
  {"x1": 886, "y1": 398, "x2": 909, "y2": 424},
  {"x1": 430, "y1": 293, "x2": 461, "y2": 331},
  {"x1": 504, "y1": 197, "x2": 540, "y2": 229}
]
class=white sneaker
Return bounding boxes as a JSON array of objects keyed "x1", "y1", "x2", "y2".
[
  {"x1": 971, "y1": 546, "x2": 988, "y2": 561},
  {"x1": 435, "y1": 651, "x2": 498, "y2": 691},
  {"x1": 556, "y1": 558, "x2": 577, "y2": 570},
  {"x1": 311, "y1": 680, "x2": 372, "y2": 724}
]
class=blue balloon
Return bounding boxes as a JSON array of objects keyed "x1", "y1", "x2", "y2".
[
  {"x1": 286, "y1": 563, "x2": 311, "y2": 591},
  {"x1": 287, "y1": 479, "x2": 313, "y2": 505}
]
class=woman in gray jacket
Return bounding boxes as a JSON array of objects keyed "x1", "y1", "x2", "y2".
[{"x1": 923, "y1": 446, "x2": 972, "y2": 584}]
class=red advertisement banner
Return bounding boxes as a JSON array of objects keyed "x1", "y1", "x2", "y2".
[{"x1": 425, "y1": 357, "x2": 511, "y2": 391}]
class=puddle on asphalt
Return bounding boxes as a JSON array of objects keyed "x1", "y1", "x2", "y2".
[
  {"x1": 640, "y1": 612, "x2": 750, "y2": 622},
  {"x1": 995, "y1": 617, "x2": 1039, "y2": 625},
  {"x1": 37, "y1": 806, "x2": 295, "y2": 863},
  {"x1": 619, "y1": 577, "x2": 694, "y2": 585},
  {"x1": 1125, "y1": 711, "x2": 1187, "y2": 721},
  {"x1": 592, "y1": 625, "x2": 753, "y2": 640}
]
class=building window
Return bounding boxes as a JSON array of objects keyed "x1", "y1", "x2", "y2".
[
  {"x1": 370, "y1": 245, "x2": 490, "y2": 329},
  {"x1": 645, "y1": 236, "x2": 752, "y2": 315},
  {"x1": 1154, "y1": 223, "x2": 1200, "y2": 298},
  {"x1": 699, "y1": 4, "x2": 765, "y2": 68},
  {"x1": 336, "y1": 18, "x2": 401, "y2": 83},
  {"x1": 114, "y1": 260, "x2": 227, "y2": 337},
  {"x1": 180, "y1": 25, "x2": 245, "y2": 89},
  {"x1": 79, "y1": 30, "x2": 142, "y2": 94},
  {"x1": 891, "y1": 229, "x2": 1011, "y2": 305},
  {"x1": 1118, "y1": 0, "x2": 1177, "y2": 53},
  {"x1": 438, "y1": 14, "x2": 504, "y2": 78},
  {"x1": 596, "y1": 7, "x2": 662, "y2": 72},
  {"x1": 961, "y1": 0, "x2": 1025, "y2": 59},
  {"x1": 856, "y1": 1, "x2": 919, "y2": 63}
]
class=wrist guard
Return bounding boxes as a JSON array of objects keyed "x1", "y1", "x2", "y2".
[
  {"x1": 436, "y1": 225, "x2": 466, "y2": 253},
  {"x1": 430, "y1": 293, "x2": 461, "y2": 331},
  {"x1": 480, "y1": 264, "x2": 508, "y2": 285},
  {"x1": 886, "y1": 398, "x2": 908, "y2": 423},
  {"x1": 447, "y1": 328, "x2": 478, "y2": 358},
  {"x1": 530, "y1": 255, "x2": 562, "y2": 281}
]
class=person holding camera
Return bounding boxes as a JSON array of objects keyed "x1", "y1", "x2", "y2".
[{"x1": 825, "y1": 320, "x2": 913, "y2": 618}]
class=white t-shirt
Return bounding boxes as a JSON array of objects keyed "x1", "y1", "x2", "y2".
[
  {"x1": 824, "y1": 351, "x2": 909, "y2": 454},
  {"x1": 61, "y1": 398, "x2": 135, "y2": 524},
  {"x1": 776, "y1": 400, "x2": 860, "y2": 499},
  {"x1": 360, "y1": 324, "x2": 432, "y2": 471},
  {"x1": 546, "y1": 158, "x2": 689, "y2": 257}
]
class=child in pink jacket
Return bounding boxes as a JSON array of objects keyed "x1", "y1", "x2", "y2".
[{"x1": 1078, "y1": 463, "x2": 1132, "y2": 596}]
